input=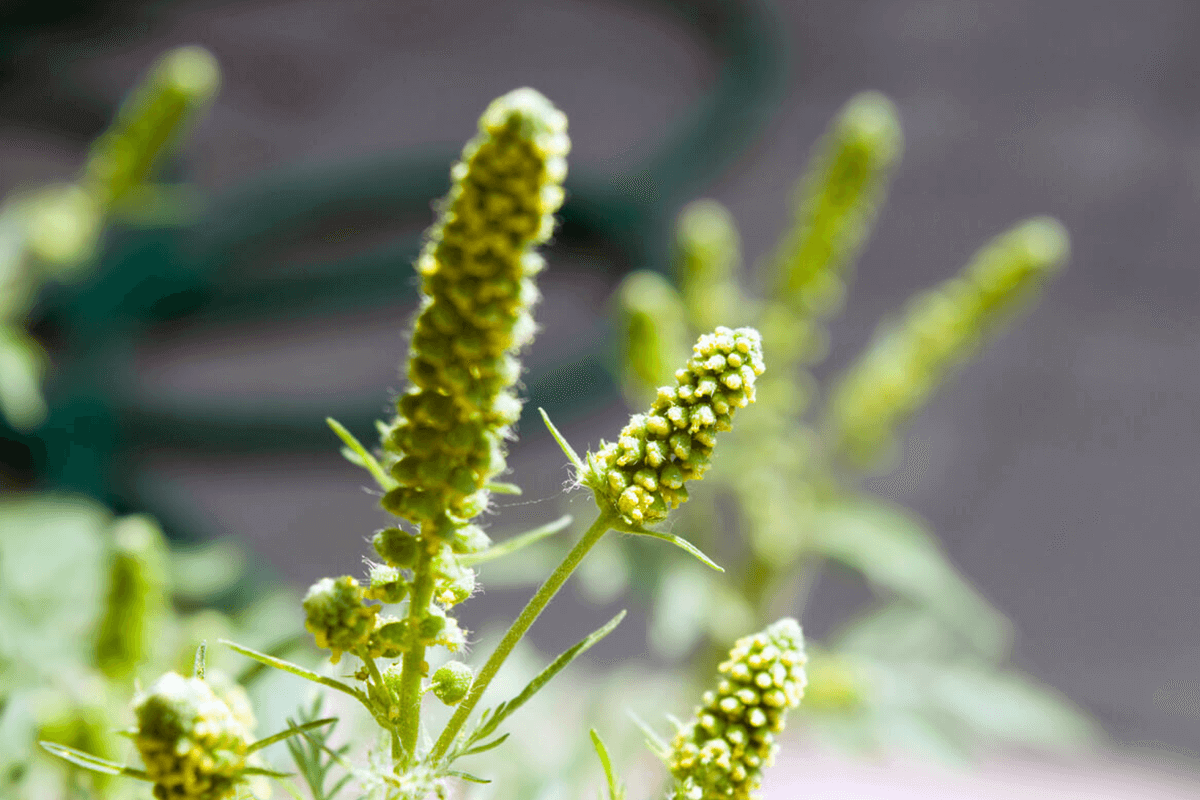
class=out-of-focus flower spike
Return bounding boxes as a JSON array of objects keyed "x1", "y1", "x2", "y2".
[
  {"x1": 764, "y1": 91, "x2": 902, "y2": 367},
  {"x1": 675, "y1": 199, "x2": 750, "y2": 332},
  {"x1": 615, "y1": 270, "x2": 690, "y2": 403},
  {"x1": 826, "y1": 216, "x2": 1069, "y2": 468},
  {"x1": 82, "y1": 45, "x2": 220, "y2": 210}
]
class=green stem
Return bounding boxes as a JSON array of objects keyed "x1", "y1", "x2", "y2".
[
  {"x1": 397, "y1": 539, "x2": 437, "y2": 762},
  {"x1": 430, "y1": 511, "x2": 615, "y2": 763}
]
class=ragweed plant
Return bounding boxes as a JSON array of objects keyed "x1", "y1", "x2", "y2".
[
  {"x1": 41, "y1": 85, "x2": 806, "y2": 800},
  {"x1": 614, "y1": 92, "x2": 1095, "y2": 757}
]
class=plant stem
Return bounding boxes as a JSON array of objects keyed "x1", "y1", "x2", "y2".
[
  {"x1": 430, "y1": 511, "x2": 615, "y2": 763},
  {"x1": 397, "y1": 539, "x2": 436, "y2": 762}
]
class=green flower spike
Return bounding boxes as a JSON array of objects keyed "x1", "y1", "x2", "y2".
[
  {"x1": 582, "y1": 326, "x2": 764, "y2": 527},
  {"x1": 302, "y1": 575, "x2": 379, "y2": 664},
  {"x1": 381, "y1": 87, "x2": 569, "y2": 532},
  {"x1": 83, "y1": 45, "x2": 220, "y2": 210},
  {"x1": 667, "y1": 619, "x2": 806, "y2": 800},
  {"x1": 132, "y1": 671, "x2": 252, "y2": 800},
  {"x1": 827, "y1": 216, "x2": 1069, "y2": 466}
]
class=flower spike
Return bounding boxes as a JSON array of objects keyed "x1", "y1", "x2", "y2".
[
  {"x1": 667, "y1": 619, "x2": 807, "y2": 800},
  {"x1": 581, "y1": 326, "x2": 764, "y2": 527}
]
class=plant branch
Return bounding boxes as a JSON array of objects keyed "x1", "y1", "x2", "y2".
[{"x1": 430, "y1": 511, "x2": 615, "y2": 762}]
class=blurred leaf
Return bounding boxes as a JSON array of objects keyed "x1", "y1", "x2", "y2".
[
  {"x1": 0, "y1": 327, "x2": 47, "y2": 431},
  {"x1": 810, "y1": 497, "x2": 1010, "y2": 657},
  {"x1": 38, "y1": 741, "x2": 151, "y2": 780},
  {"x1": 648, "y1": 563, "x2": 710, "y2": 660},
  {"x1": 169, "y1": 537, "x2": 247, "y2": 602}
]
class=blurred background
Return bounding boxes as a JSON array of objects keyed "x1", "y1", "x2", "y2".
[{"x1": 2, "y1": 0, "x2": 1200, "y2": 796}]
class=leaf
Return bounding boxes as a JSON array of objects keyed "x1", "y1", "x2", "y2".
[
  {"x1": 38, "y1": 742, "x2": 152, "y2": 781},
  {"x1": 247, "y1": 717, "x2": 338, "y2": 755},
  {"x1": 459, "y1": 515, "x2": 573, "y2": 567},
  {"x1": 243, "y1": 766, "x2": 296, "y2": 779},
  {"x1": 457, "y1": 733, "x2": 510, "y2": 758},
  {"x1": 470, "y1": 611, "x2": 626, "y2": 745},
  {"x1": 539, "y1": 407, "x2": 583, "y2": 471},
  {"x1": 590, "y1": 729, "x2": 625, "y2": 800},
  {"x1": 626, "y1": 711, "x2": 669, "y2": 760},
  {"x1": 326, "y1": 417, "x2": 395, "y2": 491},
  {"x1": 0, "y1": 328, "x2": 48, "y2": 432},
  {"x1": 220, "y1": 639, "x2": 371, "y2": 710},
  {"x1": 485, "y1": 481, "x2": 522, "y2": 495},
  {"x1": 445, "y1": 770, "x2": 491, "y2": 784},
  {"x1": 809, "y1": 498, "x2": 1009, "y2": 657},
  {"x1": 616, "y1": 525, "x2": 723, "y2": 572}
]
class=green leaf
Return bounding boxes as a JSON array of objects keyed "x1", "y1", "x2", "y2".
[
  {"x1": 485, "y1": 481, "x2": 522, "y2": 495},
  {"x1": 445, "y1": 770, "x2": 491, "y2": 784},
  {"x1": 247, "y1": 717, "x2": 338, "y2": 755},
  {"x1": 539, "y1": 407, "x2": 583, "y2": 471},
  {"x1": 243, "y1": 766, "x2": 296, "y2": 779},
  {"x1": 459, "y1": 515, "x2": 573, "y2": 567},
  {"x1": 471, "y1": 611, "x2": 626, "y2": 745},
  {"x1": 810, "y1": 498, "x2": 1009, "y2": 657},
  {"x1": 590, "y1": 729, "x2": 625, "y2": 800},
  {"x1": 0, "y1": 328, "x2": 48, "y2": 432},
  {"x1": 626, "y1": 711, "x2": 669, "y2": 760},
  {"x1": 220, "y1": 639, "x2": 371, "y2": 710},
  {"x1": 326, "y1": 417, "x2": 395, "y2": 491},
  {"x1": 457, "y1": 733, "x2": 510, "y2": 758},
  {"x1": 38, "y1": 742, "x2": 152, "y2": 781},
  {"x1": 616, "y1": 524, "x2": 723, "y2": 572}
]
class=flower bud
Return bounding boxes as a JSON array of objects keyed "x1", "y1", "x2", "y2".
[
  {"x1": 132, "y1": 671, "x2": 250, "y2": 800},
  {"x1": 668, "y1": 619, "x2": 806, "y2": 800},
  {"x1": 430, "y1": 661, "x2": 474, "y2": 705},
  {"x1": 381, "y1": 88, "x2": 569, "y2": 528},
  {"x1": 582, "y1": 327, "x2": 764, "y2": 526},
  {"x1": 302, "y1": 576, "x2": 378, "y2": 663}
]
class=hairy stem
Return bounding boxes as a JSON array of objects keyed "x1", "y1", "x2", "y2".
[
  {"x1": 397, "y1": 540, "x2": 436, "y2": 761},
  {"x1": 430, "y1": 511, "x2": 615, "y2": 762}
]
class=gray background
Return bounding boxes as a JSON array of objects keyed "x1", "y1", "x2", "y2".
[{"x1": 4, "y1": 0, "x2": 1199, "y2": 759}]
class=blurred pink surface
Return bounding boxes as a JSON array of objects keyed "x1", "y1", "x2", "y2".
[{"x1": 766, "y1": 743, "x2": 1199, "y2": 799}]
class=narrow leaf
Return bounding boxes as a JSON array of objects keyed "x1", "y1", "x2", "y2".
[
  {"x1": 243, "y1": 766, "x2": 295, "y2": 779},
  {"x1": 485, "y1": 481, "x2": 522, "y2": 495},
  {"x1": 539, "y1": 407, "x2": 583, "y2": 471},
  {"x1": 619, "y1": 526, "x2": 723, "y2": 572},
  {"x1": 459, "y1": 515, "x2": 573, "y2": 567},
  {"x1": 38, "y1": 742, "x2": 151, "y2": 781},
  {"x1": 486, "y1": 611, "x2": 626, "y2": 734},
  {"x1": 221, "y1": 640, "x2": 371, "y2": 709},
  {"x1": 247, "y1": 717, "x2": 337, "y2": 755},
  {"x1": 445, "y1": 770, "x2": 491, "y2": 784},
  {"x1": 458, "y1": 733, "x2": 510, "y2": 758},
  {"x1": 327, "y1": 417, "x2": 395, "y2": 490},
  {"x1": 590, "y1": 729, "x2": 624, "y2": 800},
  {"x1": 626, "y1": 711, "x2": 669, "y2": 760}
]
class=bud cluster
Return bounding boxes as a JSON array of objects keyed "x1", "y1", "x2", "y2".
[
  {"x1": 381, "y1": 87, "x2": 569, "y2": 531},
  {"x1": 667, "y1": 619, "x2": 806, "y2": 800},
  {"x1": 132, "y1": 672, "x2": 252, "y2": 800},
  {"x1": 582, "y1": 327, "x2": 764, "y2": 527}
]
